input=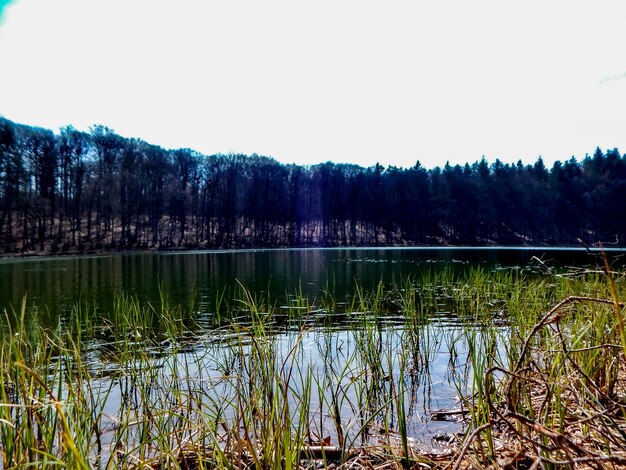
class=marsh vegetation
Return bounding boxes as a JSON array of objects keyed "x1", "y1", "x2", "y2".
[{"x1": 1, "y1": 257, "x2": 625, "y2": 468}]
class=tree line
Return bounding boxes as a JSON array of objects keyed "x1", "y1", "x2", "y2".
[{"x1": 0, "y1": 116, "x2": 624, "y2": 253}]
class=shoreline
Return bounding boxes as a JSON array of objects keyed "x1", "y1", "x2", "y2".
[{"x1": 2, "y1": 242, "x2": 622, "y2": 260}]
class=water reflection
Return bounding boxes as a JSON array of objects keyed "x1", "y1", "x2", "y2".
[
  {"x1": 2, "y1": 247, "x2": 617, "y2": 461},
  {"x1": 0, "y1": 247, "x2": 617, "y2": 318},
  {"x1": 88, "y1": 323, "x2": 474, "y2": 455}
]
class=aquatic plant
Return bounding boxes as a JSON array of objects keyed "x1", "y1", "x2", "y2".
[{"x1": 0, "y1": 265, "x2": 624, "y2": 468}]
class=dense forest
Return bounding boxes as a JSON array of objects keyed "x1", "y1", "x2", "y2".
[{"x1": 0, "y1": 116, "x2": 625, "y2": 253}]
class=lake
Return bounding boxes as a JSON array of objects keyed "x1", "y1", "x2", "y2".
[
  {"x1": 0, "y1": 247, "x2": 622, "y2": 453},
  {"x1": 0, "y1": 246, "x2": 615, "y2": 317}
]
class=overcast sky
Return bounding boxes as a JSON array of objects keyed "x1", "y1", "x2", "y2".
[{"x1": 1, "y1": 1, "x2": 625, "y2": 169}]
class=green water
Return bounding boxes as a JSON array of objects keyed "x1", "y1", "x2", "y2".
[{"x1": 0, "y1": 247, "x2": 617, "y2": 319}]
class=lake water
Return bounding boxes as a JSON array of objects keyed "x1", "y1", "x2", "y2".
[
  {"x1": 0, "y1": 247, "x2": 615, "y2": 317},
  {"x1": 0, "y1": 247, "x2": 621, "y2": 451}
]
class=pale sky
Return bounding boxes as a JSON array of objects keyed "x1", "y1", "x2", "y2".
[{"x1": 1, "y1": 0, "x2": 625, "y2": 169}]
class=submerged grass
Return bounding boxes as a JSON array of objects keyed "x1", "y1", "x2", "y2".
[{"x1": 0, "y1": 264, "x2": 625, "y2": 468}]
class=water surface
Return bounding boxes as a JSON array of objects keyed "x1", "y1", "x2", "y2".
[
  {"x1": 0, "y1": 247, "x2": 615, "y2": 317},
  {"x1": 0, "y1": 247, "x2": 620, "y2": 450}
]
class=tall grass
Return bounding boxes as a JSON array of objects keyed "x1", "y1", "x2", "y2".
[{"x1": 0, "y1": 264, "x2": 624, "y2": 468}]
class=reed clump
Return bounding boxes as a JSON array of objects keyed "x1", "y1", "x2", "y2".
[
  {"x1": 0, "y1": 264, "x2": 624, "y2": 469},
  {"x1": 448, "y1": 266, "x2": 626, "y2": 469}
]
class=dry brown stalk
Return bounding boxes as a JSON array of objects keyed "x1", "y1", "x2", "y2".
[{"x1": 457, "y1": 294, "x2": 626, "y2": 469}]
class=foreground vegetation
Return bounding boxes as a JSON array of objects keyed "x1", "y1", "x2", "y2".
[{"x1": 1, "y1": 265, "x2": 625, "y2": 469}]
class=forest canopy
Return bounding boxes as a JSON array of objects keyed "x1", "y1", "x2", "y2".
[{"x1": 0, "y1": 117, "x2": 624, "y2": 253}]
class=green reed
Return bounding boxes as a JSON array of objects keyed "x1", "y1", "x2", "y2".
[{"x1": 0, "y1": 264, "x2": 624, "y2": 468}]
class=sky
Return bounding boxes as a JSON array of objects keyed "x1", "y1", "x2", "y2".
[{"x1": 0, "y1": 1, "x2": 625, "y2": 170}]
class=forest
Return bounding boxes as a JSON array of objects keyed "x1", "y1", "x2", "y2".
[{"x1": 0, "y1": 116, "x2": 625, "y2": 253}]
